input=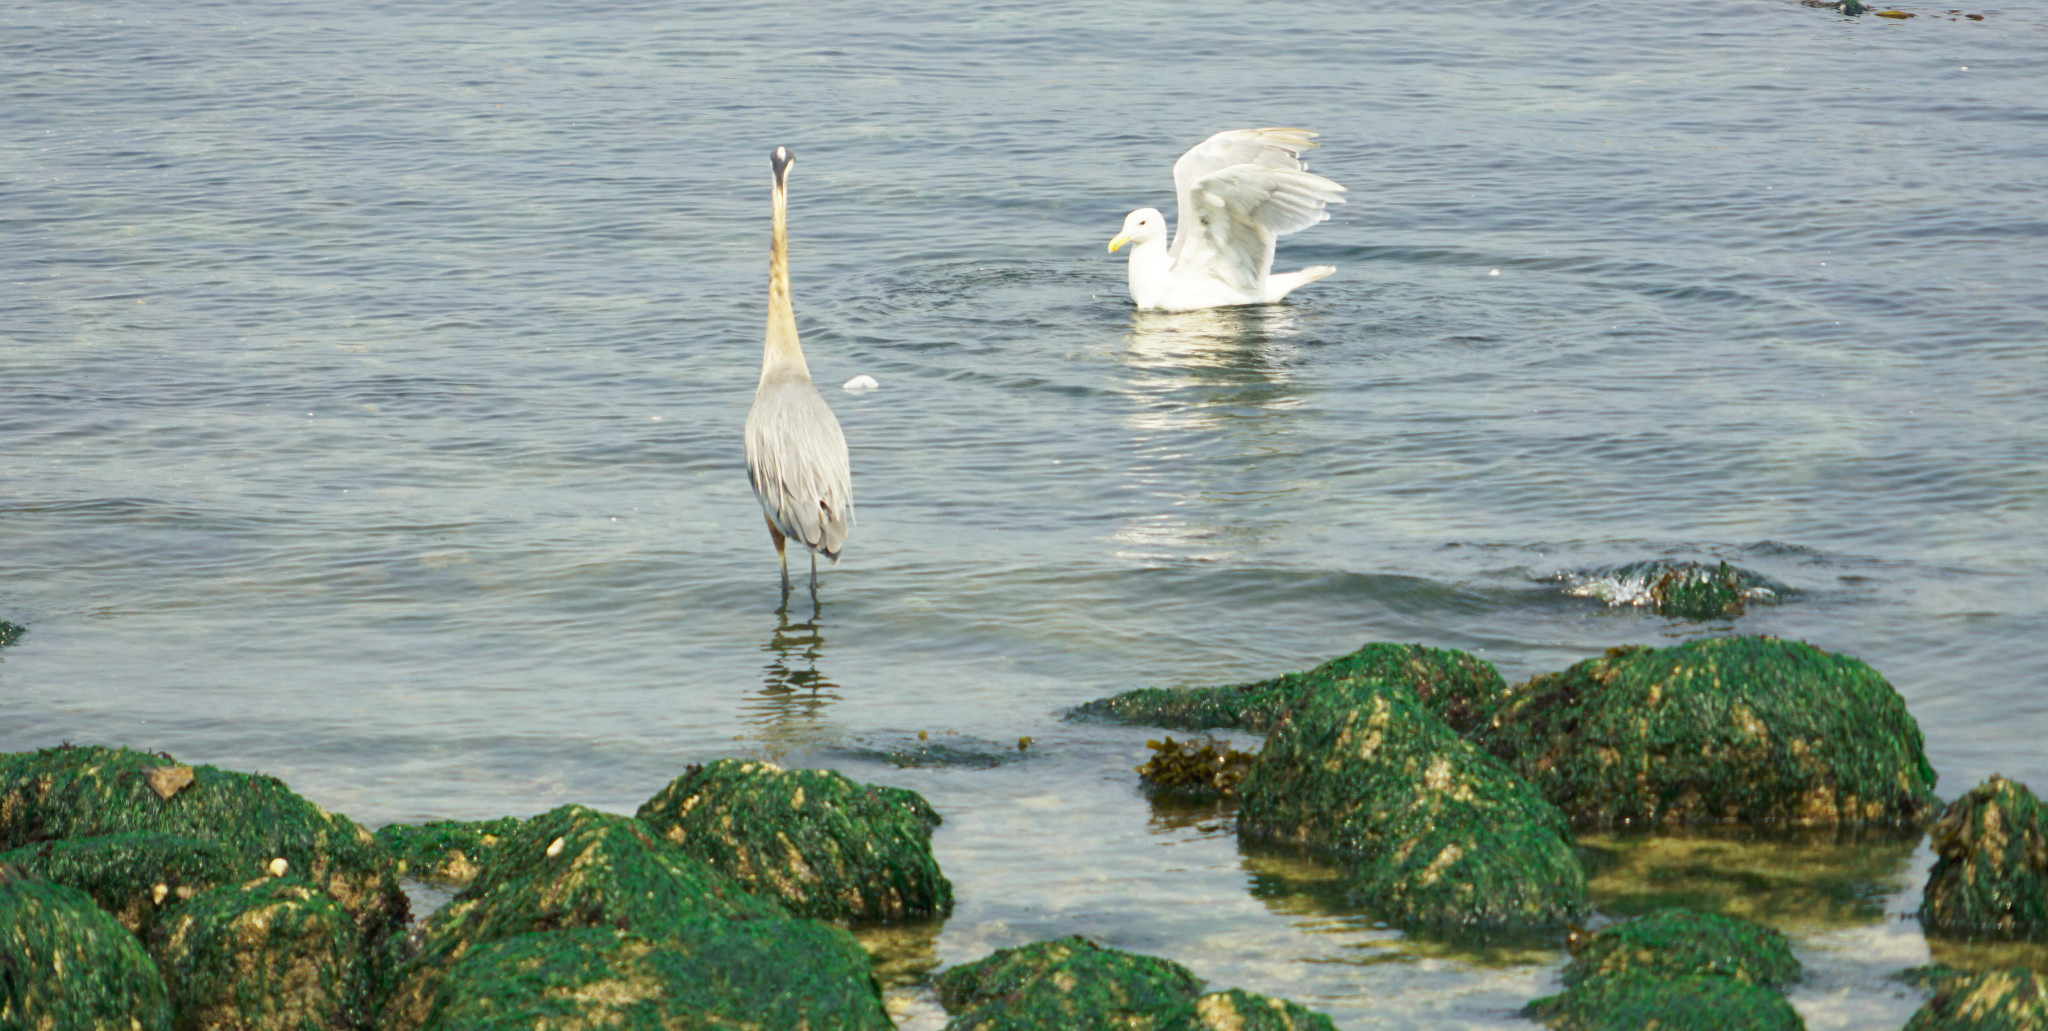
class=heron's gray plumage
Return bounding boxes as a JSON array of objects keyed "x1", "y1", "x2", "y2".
[{"x1": 744, "y1": 146, "x2": 853, "y2": 589}]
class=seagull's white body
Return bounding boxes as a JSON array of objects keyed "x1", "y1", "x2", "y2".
[{"x1": 1109, "y1": 128, "x2": 1346, "y2": 312}]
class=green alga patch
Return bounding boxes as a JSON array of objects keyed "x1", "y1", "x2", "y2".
[
  {"x1": 1239, "y1": 680, "x2": 1587, "y2": 935},
  {"x1": 1173, "y1": 989, "x2": 1337, "y2": 1031},
  {"x1": 1921, "y1": 776, "x2": 2048, "y2": 941},
  {"x1": 0, "y1": 745, "x2": 407, "y2": 943},
  {"x1": 1526, "y1": 969, "x2": 1804, "y2": 1031},
  {"x1": 379, "y1": 804, "x2": 784, "y2": 1031},
  {"x1": 1475, "y1": 636, "x2": 1938, "y2": 828},
  {"x1": 1562, "y1": 909, "x2": 1800, "y2": 989},
  {"x1": 0, "y1": 831, "x2": 250, "y2": 937},
  {"x1": 935, "y1": 935, "x2": 1205, "y2": 1031},
  {"x1": 0, "y1": 620, "x2": 23, "y2": 648},
  {"x1": 375, "y1": 816, "x2": 525, "y2": 889},
  {"x1": 411, "y1": 921, "x2": 892, "y2": 1031},
  {"x1": 157, "y1": 877, "x2": 364, "y2": 1031},
  {"x1": 1903, "y1": 967, "x2": 2048, "y2": 1031},
  {"x1": 637, "y1": 758, "x2": 951, "y2": 923},
  {"x1": 1072, "y1": 642, "x2": 1509, "y2": 736},
  {"x1": 0, "y1": 868, "x2": 172, "y2": 1031}
]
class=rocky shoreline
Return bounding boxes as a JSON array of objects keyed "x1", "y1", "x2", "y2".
[{"x1": 4, "y1": 631, "x2": 2046, "y2": 1029}]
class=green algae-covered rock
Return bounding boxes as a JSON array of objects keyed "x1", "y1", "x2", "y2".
[
  {"x1": 0, "y1": 831, "x2": 247, "y2": 936},
  {"x1": 0, "y1": 868, "x2": 172, "y2": 1031},
  {"x1": 412, "y1": 921, "x2": 891, "y2": 1031},
  {"x1": 1648, "y1": 561, "x2": 1764, "y2": 620},
  {"x1": 1073, "y1": 642, "x2": 1509, "y2": 735},
  {"x1": 935, "y1": 935, "x2": 1205, "y2": 1031},
  {"x1": 157, "y1": 877, "x2": 363, "y2": 1031},
  {"x1": 1173, "y1": 989, "x2": 1338, "y2": 1031},
  {"x1": 934, "y1": 937, "x2": 1339, "y2": 1031},
  {"x1": 1136, "y1": 736, "x2": 1254, "y2": 799},
  {"x1": 1238, "y1": 680, "x2": 1587, "y2": 934},
  {"x1": 1920, "y1": 776, "x2": 2048, "y2": 941},
  {"x1": 636, "y1": 758, "x2": 952, "y2": 923},
  {"x1": 375, "y1": 816, "x2": 525, "y2": 889},
  {"x1": 1903, "y1": 968, "x2": 2048, "y2": 1031},
  {"x1": 1475, "y1": 637, "x2": 1938, "y2": 828},
  {"x1": 0, "y1": 619, "x2": 22, "y2": 647},
  {"x1": 0, "y1": 745, "x2": 408, "y2": 941},
  {"x1": 1526, "y1": 969, "x2": 1805, "y2": 1031},
  {"x1": 380, "y1": 804, "x2": 784, "y2": 1031},
  {"x1": 1561, "y1": 909, "x2": 1801, "y2": 989}
]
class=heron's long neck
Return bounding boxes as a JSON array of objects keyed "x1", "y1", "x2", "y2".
[{"x1": 763, "y1": 174, "x2": 809, "y2": 382}]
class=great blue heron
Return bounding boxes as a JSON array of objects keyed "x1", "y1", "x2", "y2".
[
  {"x1": 744, "y1": 145, "x2": 852, "y2": 593},
  {"x1": 1107, "y1": 128, "x2": 1347, "y2": 311}
]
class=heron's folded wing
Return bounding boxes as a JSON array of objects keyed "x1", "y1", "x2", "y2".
[
  {"x1": 745, "y1": 383, "x2": 855, "y2": 556},
  {"x1": 1178, "y1": 166, "x2": 1346, "y2": 291}
]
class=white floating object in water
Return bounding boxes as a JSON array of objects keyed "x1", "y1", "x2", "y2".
[
  {"x1": 1489, "y1": 269, "x2": 1500, "y2": 276},
  {"x1": 842, "y1": 374, "x2": 879, "y2": 392}
]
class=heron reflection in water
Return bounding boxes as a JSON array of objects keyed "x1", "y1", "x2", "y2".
[{"x1": 747, "y1": 597, "x2": 842, "y2": 743}]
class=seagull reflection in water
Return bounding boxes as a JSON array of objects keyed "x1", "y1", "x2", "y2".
[
  {"x1": 1121, "y1": 305, "x2": 1305, "y2": 374},
  {"x1": 746, "y1": 598, "x2": 842, "y2": 742}
]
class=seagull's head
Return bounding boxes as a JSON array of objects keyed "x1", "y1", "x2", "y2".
[{"x1": 1108, "y1": 208, "x2": 1166, "y2": 253}]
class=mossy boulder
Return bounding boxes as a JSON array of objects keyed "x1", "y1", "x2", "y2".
[
  {"x1": 1238, "y1": 680, "x2": 1587, "y2": 934},
  {"x1": 0, "y1": 745, "x2": 408, "y2": 942},
  {"x1": 1903, "y1": 968, "x2": 2048, "y2": 1030},
  {"x1": 156, "y1": 876, "x2": 363, "y2": 1031},
  {"x1": 1173, "y1": 989, "x2": 1337, "y2": 1031},
  {"x1": 935, "y1": 935, "x2": 1204, "y2": 1031},
  {"x1": 378, "y1": 804, "x2": 785, "y2": 1031},
  {"x1": 0, "y1": 868, "x2": 172, "y2": 1030},
  {"x1": 636, "y1": 758, "x2": 952, "y2": 923},
  {"x1": 375, "y1": 816, "x2": 525, "y2": 888},
  {"x1": 1136, "y1": 737, "x2": 1254, "y2": 799},
  {"x1": 0, "y1": 831, "x2": 247, "y2": 936},
  {"x1": 0, "y1": 619, "x2": 22, "y2": 647},
  {"x1": 1525, "y1": 969, "x2": 1805, "y2": 1030},
  {"x1": 1921, "y1": 776, "x2": 2048, "y2": 941},
  {"x1": 1474, "y1": 637, "x2": 1938, "y2": 827},
  {"x1": 1561, "y1": 909, "x2": 1800, "y2": 989},
  {"x1": 1072, "y1": 642, "x2": 1508, "y2": 735},
  {"x1": 409, "y1": 922, "x2": 892, "y2": 1031},
  {"x1": 934, "y1": 937, "x2": 1335, "y2": 1031}
]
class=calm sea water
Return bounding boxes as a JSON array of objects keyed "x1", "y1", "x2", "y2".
[{"x1": 5, "y1": 0, "x2": 2046, "y2": 1026}]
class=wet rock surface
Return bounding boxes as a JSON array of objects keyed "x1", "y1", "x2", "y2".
[
  {"x1": 0, "y1": 830, "x2": 245, "y2": 937},
  {"x1": 0, "y1": 866, "x2": 172, "y2": 1031},
  {"x1": 1921, "y1": 776, "x2": 2048, "y2": 941},
  {"x1": 934, "y1": 935, "x2": 1335, "y2": 1031},
  {"x1": 409, "y1": 921, "x2": 892, "y2": 1031},
  {"x1": 636, "y1": 757, "x2": 952, "y2": 922},
  {"x1": 0, "y1": 745, "x2": 409, "y2": 945},
  {"x1": 157, "y1": 876, "x2": 364, "y2": 1031},
  {"x1": 1475, "y1": 636, "x2": 1938, "y2": 828},
  {"x1": 1560, "y1": 908, "x2": 1801, "y2": 989},
  {"x1": 1073, "y1": 641, "x2": 1509, "y2": 736},
  {"x1": 374, "y1": 816, "x2": 525, "y2": 889},
  {"x1": 377, "y1": 803, "x2": 784, "y2": 1030},
  {"x1": 1903, "y1": 967, "x2": 2048, "y2": 1030},
  {"x1": 1528, "y1": 908, "x2": 1806, "y2": 1030},
  {"x1": 1238, "y1": 679, "x2": 1588, "y2": 935}
]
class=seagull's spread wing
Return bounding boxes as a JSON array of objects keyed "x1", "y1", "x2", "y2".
[
  {"x1": 1170, "y1": 128, "x2": 1321, "y2": 255},
  {"x1": 1176, "y1": 166, "x2": 1346, "y2": 291}
]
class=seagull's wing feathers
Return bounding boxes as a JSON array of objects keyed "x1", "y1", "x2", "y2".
[
  {"x1": 1176, "y1": 166, "x2": 1346, "y2": 291},
  {"x1": 1170, "y1": 128, "x2": 1320, "y2": 254}
]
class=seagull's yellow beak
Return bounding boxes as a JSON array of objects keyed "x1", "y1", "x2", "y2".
[{"x1": 1107, "y1": 233, "x2": 1131, "y2": 253}]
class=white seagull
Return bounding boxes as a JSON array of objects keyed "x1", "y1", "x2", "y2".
[{"x1": 1108, "y1": 128, "x2": 1346, "y2": 312}]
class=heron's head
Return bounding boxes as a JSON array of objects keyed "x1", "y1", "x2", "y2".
[
  {"x1": 771, "y1": 146, "x2": 794, "y2": 184},
  {"x1": 1108, "y1": 208, "x2": 1166, "y2": 253}
]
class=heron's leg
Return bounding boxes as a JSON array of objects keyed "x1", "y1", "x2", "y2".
[
  {"x1": 808, "y1": 551, "x2": 819, "y2": 593},
  {"x1": 765, "y1": 517, "x2": 789, "y2": 591}
]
